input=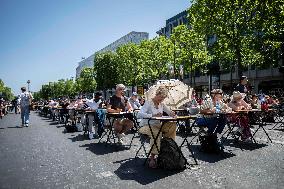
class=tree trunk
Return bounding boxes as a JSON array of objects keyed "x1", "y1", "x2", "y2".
[{"x1": 236, "y1": 45, "x2": 242, "y2": 78}]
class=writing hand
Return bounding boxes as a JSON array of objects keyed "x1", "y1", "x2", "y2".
[{"x1": 154, "y1": 113, "x2": 163, "y2": 117}]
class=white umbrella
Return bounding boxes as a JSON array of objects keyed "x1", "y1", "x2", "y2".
[{"x1": 144, "y1": 80, "x2": 193, "y2": 109}]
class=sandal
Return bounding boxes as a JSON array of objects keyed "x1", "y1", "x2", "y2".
[{"x1": 148, "y1": 158, "x2": 158, "y2": 169}]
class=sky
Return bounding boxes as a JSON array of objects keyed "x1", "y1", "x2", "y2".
[{"x1": 0, "y1": 0, "x2": 190, "y2": 95}]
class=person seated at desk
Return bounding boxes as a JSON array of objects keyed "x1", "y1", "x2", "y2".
[
  {"x1": 250, "y1": 94, "x2": 260, "y2": 109},
  {"x1": 85, "y1": 92, "x2": 103, "y2": 139},
  {"x1": 197, "y1": 89, "x2": 229, "y2": 136},
  {"x1": 228, "y1": 91, "x2": 253, "y2": 142},
  {"x1": 137, "y1": 86, "x2": 176, "y2": 169},
  {"x1": 107, "y1": 84, "x2": 134, "y2": 144},
  {"x1": 48, "y1": 99, "x2": 59, "y2": 120}
]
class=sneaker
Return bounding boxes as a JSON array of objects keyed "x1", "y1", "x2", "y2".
[
  {"x1": 243, "y1": 138, "x2": 253, "y2": 143},
  {"x1": 25, "y1": 124, "x2": 29, "y2": 127},
  {"x1": 116, "y1": 133, "x2": 124, "y2": 145},
  {"x1": 88, "y1": 132, "x2": 94, "y2": 140},
  {"x1": 117, "y1": 138, "x2": 124, "y2": 145}
]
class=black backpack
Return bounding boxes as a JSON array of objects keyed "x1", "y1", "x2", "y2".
[
  {"x1": 157, "y1": 137, "x2": 187, "y2": 171},
  {"x1": 64, "y1": 124, "x2": 78, "y2": 132},
  {"x1": 199, "y1": 134, "x2": 223, "y2": 154}
]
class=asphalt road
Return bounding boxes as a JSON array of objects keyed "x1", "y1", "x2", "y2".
[{"x1": 0, "y1": 111, "x2": 284, "y2": 189}]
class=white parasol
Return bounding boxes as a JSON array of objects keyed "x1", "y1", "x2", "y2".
[{"x1": 144, "y1": 79, "x2": 193, "y2": 109}]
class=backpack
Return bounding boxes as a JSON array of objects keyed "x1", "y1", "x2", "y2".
[
  {"x1": 199, "y1": 134, "x2": 223, "y2": 154},
  {"x1": 64, "y1": 124, "x2": 78, "y2": 132},
  {"x1": 157, "y1": 137, "x2": 187, "y2": 171}
]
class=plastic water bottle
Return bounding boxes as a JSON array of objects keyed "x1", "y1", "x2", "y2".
[{"x1": 215, "y1": 100, "x2": 221, "y2": 113}]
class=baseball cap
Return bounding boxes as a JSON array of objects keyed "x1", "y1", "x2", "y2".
[
  {"x1": 240, "y1": 76, "x2": 247, "y2": 80},
  {"x1": 132, "y1": 92, "x2": 138, "y2": 96}
]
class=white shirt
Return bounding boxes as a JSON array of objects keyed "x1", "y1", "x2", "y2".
[
  {"x1": 137, "y1": 100, "x2": 172, "y2": 126},
  {"x1": 86, "y1": 99, "x2": 102, "y2": 110}
]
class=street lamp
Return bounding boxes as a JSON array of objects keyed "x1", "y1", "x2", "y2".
[
  {"x1": 179, "y1": 64, "x2": 184, "y2": 81},
  {"x1": 27, "y1": 80, "x2": 31, "y2": 92},
  {"x1": 168, "y1": 63, "x2": 174, "y2": 79}
]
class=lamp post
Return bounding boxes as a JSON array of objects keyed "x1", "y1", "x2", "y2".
[
  {"x1": 179, "y1": 64, "x2": 184, "y2": 81},
  {"x1": 168, "y1": 63, "x2": 174, "y2": 79},
  {"x1": 27, "y1": 80, "x2": 31, "y2": 92}
]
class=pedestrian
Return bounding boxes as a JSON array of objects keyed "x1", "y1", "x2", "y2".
[
  {"x1": 235, "y1": 76, "x2": 248, "y2": 94},
  {"x1": 235, "y1": 75, "x2": 251, "y2": 102},
  {"x1": 19, "y1": 87, "x2": 33, "y2": 127}
]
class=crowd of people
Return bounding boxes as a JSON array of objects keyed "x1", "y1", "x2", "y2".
[{"x1": 1, "y1": 77, "x2": 283, "y2": 169}]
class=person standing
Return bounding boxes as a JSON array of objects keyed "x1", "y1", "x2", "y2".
[
  {"x1": 235, "y1": 76, "x2": 249, "y2": 94},
  {"x1": 19, "y1": 87, "x2": 33, "y2": 127}
]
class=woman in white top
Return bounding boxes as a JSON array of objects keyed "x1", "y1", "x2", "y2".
[{"x1": 138, "y1": 86, "x2": 176, "y2": 168}]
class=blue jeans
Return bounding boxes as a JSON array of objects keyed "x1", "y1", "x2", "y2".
[
  {"x1": 21, "y1": 106, "x2": 30, "y2": 125},
  {"x1": 196, "y1": 115, "x2": 226, "y2": 134},
  {"x1": 94, "y1": 109, "x2": 107, "y2": 137}
]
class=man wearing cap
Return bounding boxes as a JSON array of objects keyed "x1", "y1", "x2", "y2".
[
  {"x1": 129, "y1": 92, "x2": 141, "y2": 110},
  {"x1": 235, "y1": 76, "x2": 248, "y2": 94},
  {"x1": 107, "y1": 84, "x2": 134, "y2": 144},
  {"x1": 19, "y1": 87, "x2": 33, "y2": 127}
]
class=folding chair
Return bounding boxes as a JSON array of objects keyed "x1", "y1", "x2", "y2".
[{"x1": 271, "y1": 107, "x2": 284, "y2": 129}]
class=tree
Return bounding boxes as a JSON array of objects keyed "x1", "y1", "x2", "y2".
[
  {"x1": 94, "y1": 51, "x2": 118, "y2": 90},
  {"x1": 170, "y1": 25, "x2": 212, "y2": 85},
  {"x1": 77, "y1": 68, "x2": 97, "y2": 94},
  {"x1": 188, "y1": 0, "x2": 284, "y2": 77},
  {"x1": 0, "y1": 79, "x2": 14, "y2": 100}
]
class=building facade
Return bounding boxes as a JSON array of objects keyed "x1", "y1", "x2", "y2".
[
  {"x1": 156, "y1": 10, "x2": 188, "y2": 37},
  {"x1": 76, "y1": 31, "x2": 149, "y2": 78}
]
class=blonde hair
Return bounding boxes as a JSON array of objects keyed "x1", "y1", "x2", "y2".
[{"x1": 155, "y1": 86, "x2": 168, "y2": 98}]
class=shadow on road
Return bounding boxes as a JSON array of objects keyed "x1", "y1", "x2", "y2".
[
  {"x1": 7, "y1": 126, "x2": 23, "y2": 129},
  {"x1": 189, "y1": 145, "x2": 236, "y2": 163},
  {"x1": 80, "y1": 142, "x2": 129, "y2": 155},
  {"x1": 113, "y1": 158, "x2": 180, "y2": 185},
  {"x1": 68, "y1": 134, "x2": 89, "y2": 142},
  {"x1": 223, "y1": 139, "x2": 268, "y2": 151}
]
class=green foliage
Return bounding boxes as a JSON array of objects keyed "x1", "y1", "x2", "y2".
[
  {"x1": 94, "y1": 51, "x2": 119, "y2": 90},
  {"x1": 77, "y1": 67, "x2": 97, "y2": 94},
  {"x1": 188, "y1": 0, "x2": 284, "y2": 76},
  {"x1": 0, "y1": 79, "x2": 13, "y2": 100},
  {"x1": 171, "y1": 25, "x2": 212, "y2": 79},
  {"x1": 37, "y1": 78, "x2": 78, "y2": 100}
]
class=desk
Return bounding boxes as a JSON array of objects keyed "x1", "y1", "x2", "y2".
[
  {"x1": 99, "y1": 112, "x2": 134, "y2": 144},
  {"x1": 144, "y1": 116, "x2": 198, "y2": 166},
  {"x1": 213, "y1": 110, "x2": 273, "y2": 143}
]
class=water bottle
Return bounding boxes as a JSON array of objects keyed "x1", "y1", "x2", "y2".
[{"x1": 215, "y1": 100, "x2": 221, "y2": 113}]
